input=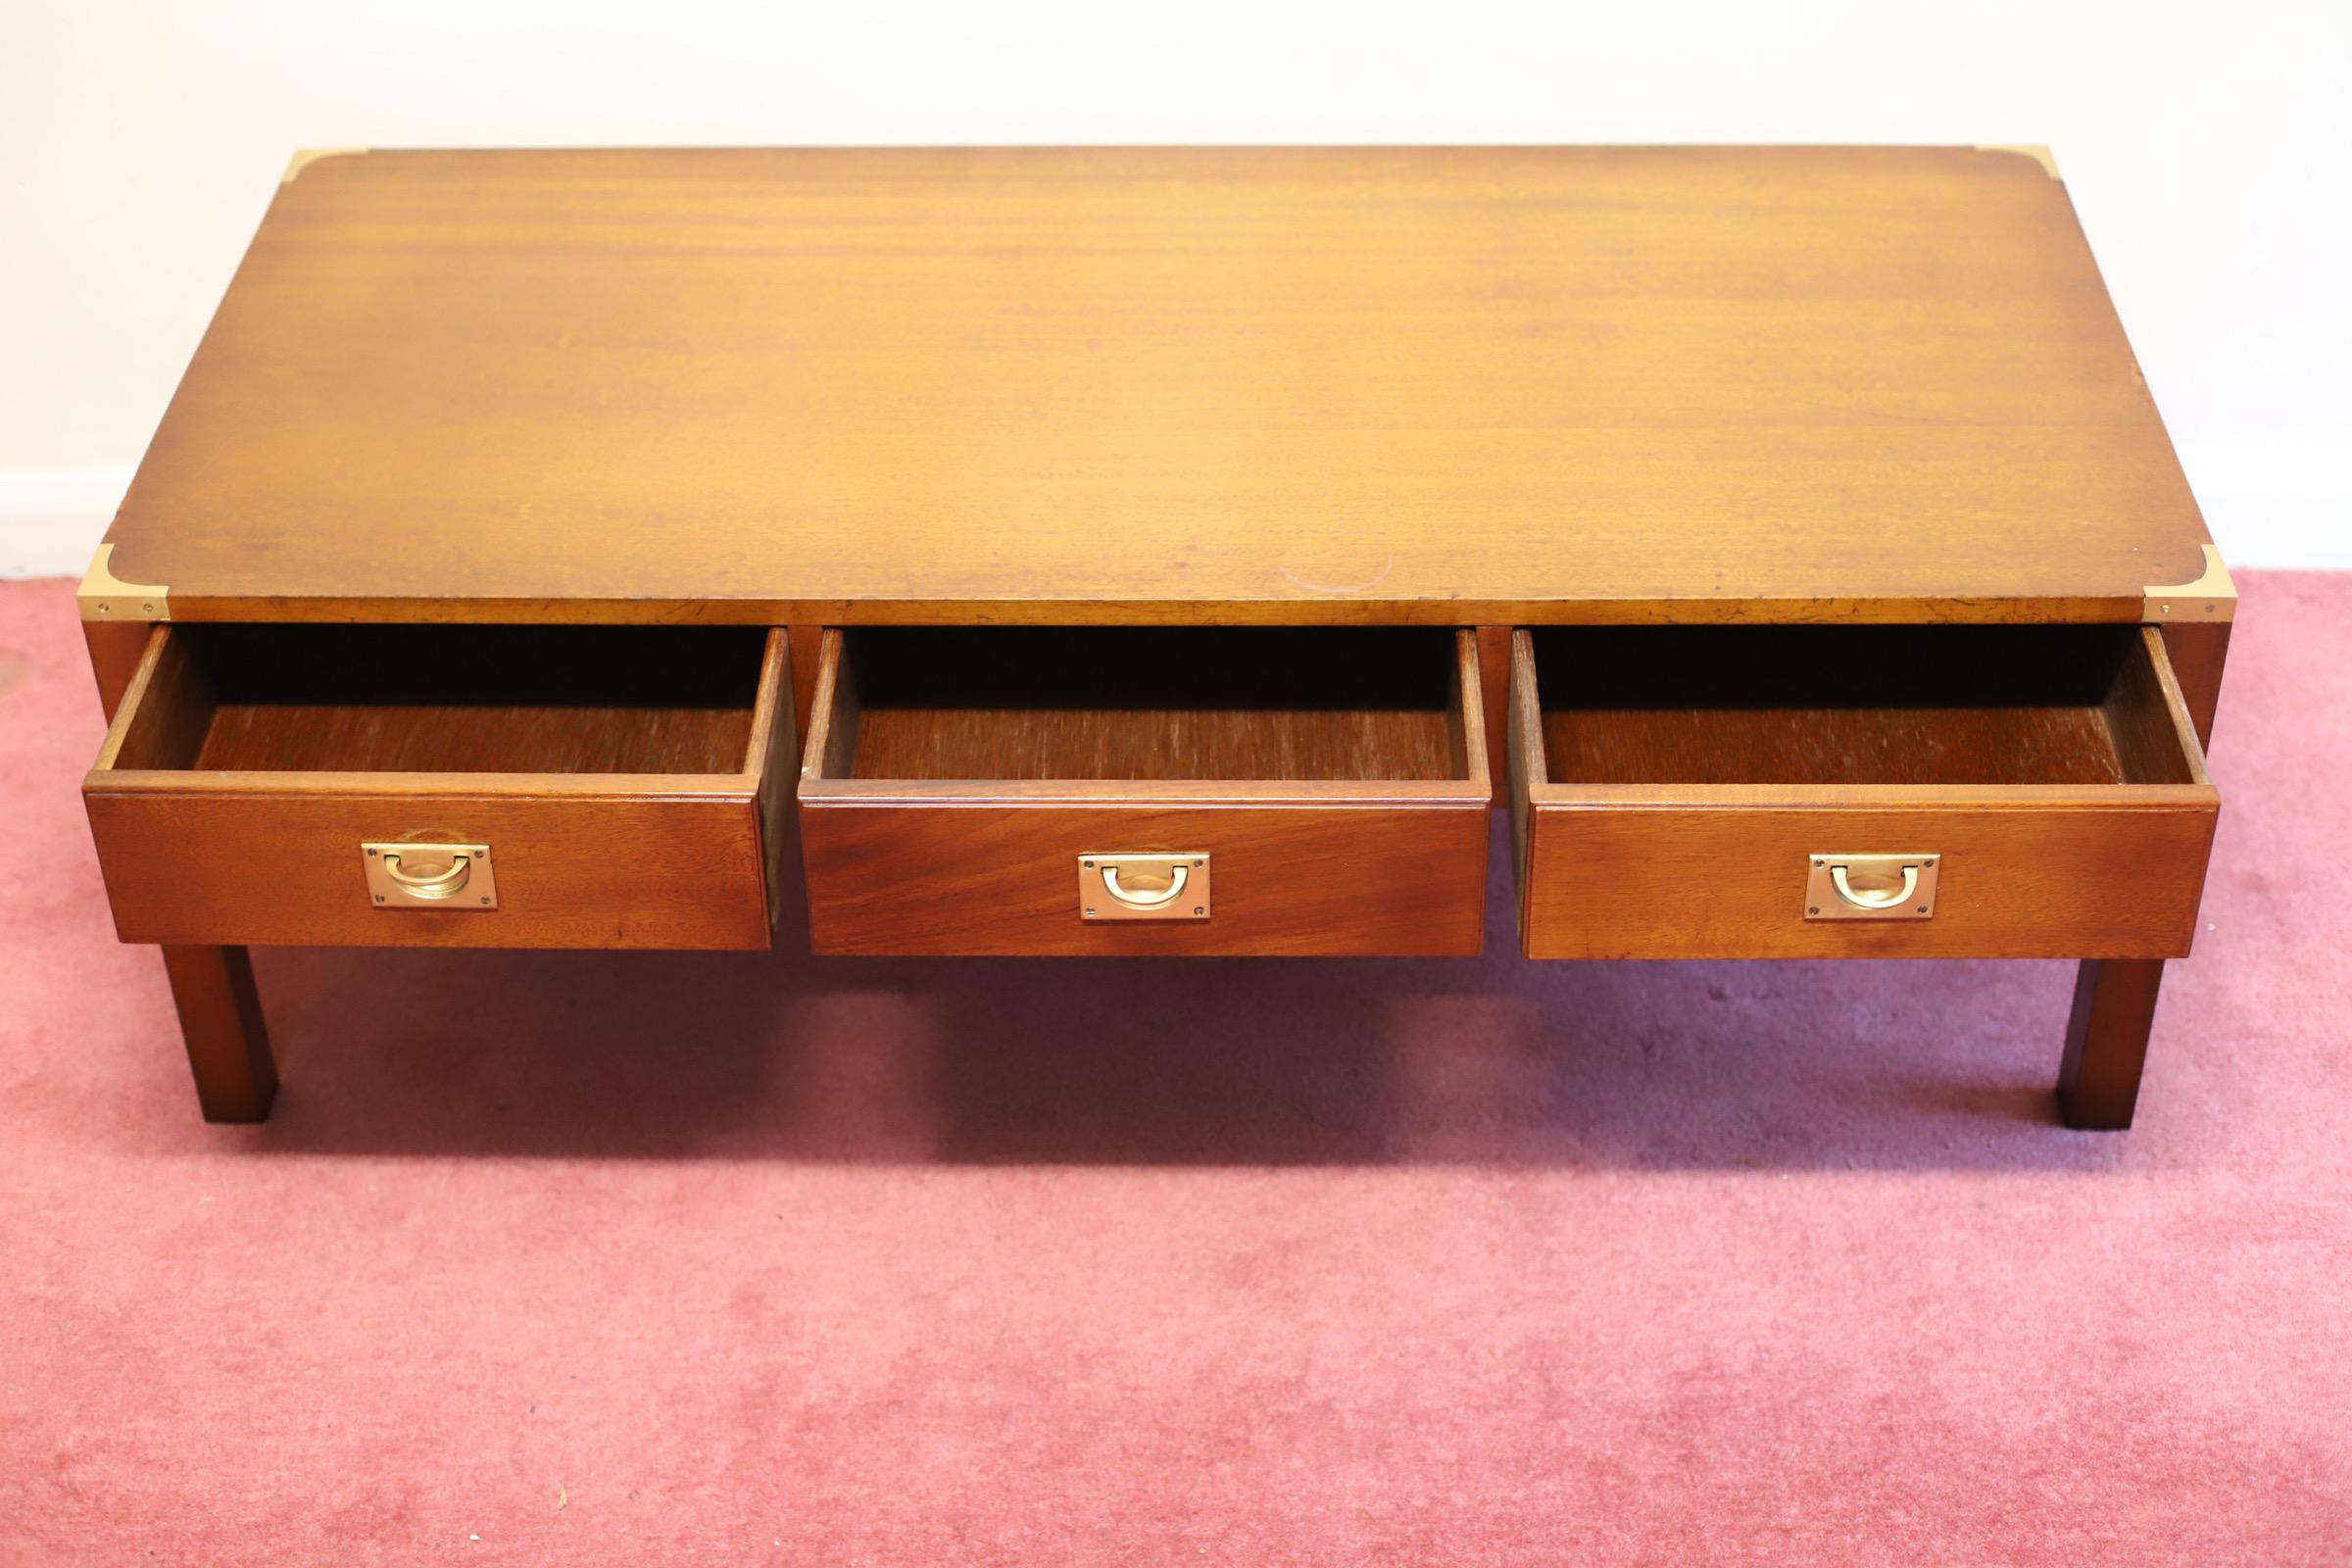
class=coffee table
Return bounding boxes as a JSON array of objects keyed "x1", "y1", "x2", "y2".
[{"x1": 76, "y1": 146, "x2": 2230, "y2": 1129}]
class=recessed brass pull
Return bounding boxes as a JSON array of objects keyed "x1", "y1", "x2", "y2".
[
  {"x1": 383, "y1": 851, "x2": 470, "y2": 898},
  {"x1": 1078, "y1": 853, "x2": 1210, "y2": 920},
  {"x1": 1804, "y1": 854, "x2": 1936, "y2": 921},
  {"x1": 1102, "y1": 862, "x2": 1190, "y2": 907},
  {"x1": 364, "y1": 841, "x2": 499, "y2": 909},
  {"x1": 1830, "y1": 863, "x2": 1917, "y2": 909}
]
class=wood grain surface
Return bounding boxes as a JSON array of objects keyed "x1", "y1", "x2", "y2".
[
  {"x1": 96, "y1": 146, "x2": 2211, "y2": 626},
  {"x1": 2059, "y1": 958, "x2": 2168, "y2": 1129},
  {"x1": 82, "y1": 620, "x2": 152, "y2": 722},
  {"x1": 83, "y1": 627, "x2": 794, "y2": 950},
  {"x1": 1511, "y1": 628, "x2": 2221, "y2": 959},
  {"x1": 798, "y1": 628, "x2": 1493, "y2": 955},
  {"x1": 158, "y1": 944, "x2": 277, "y2": 1123}
]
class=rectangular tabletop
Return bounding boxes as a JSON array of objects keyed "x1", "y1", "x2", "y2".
[{"x1": 90, "y1": 146, "x2": 2222, "y2": 626}]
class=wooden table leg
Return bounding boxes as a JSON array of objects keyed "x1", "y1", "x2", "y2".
[
  {"x1": 160, "y1": 945, "x2": 277, "y2": 1123},
  {"x1": 2057, "y1": 958, "x2": 2164, "y2": 1130},
  {"x1": 2053, "y1": 623, "x2": 2230, "y2": 1132}
]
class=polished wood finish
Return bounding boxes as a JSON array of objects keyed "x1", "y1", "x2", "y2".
[
  {"x1": 2060, "y1": 618, "x2": 2231, "y2": 1128},
  {"x1": 96, "y1": 147, "x2": 2210, "y2": 628},
  {"x1": 786, "y1": 625, "x2": 825, "y2": 751},
  {"x1": 82, "y1": 619, "x2": 152, "y2": 722},
  {"x1": 798, "y1": 628, "x2": 1492, "y2": 955},
  {"x1": 85, "y1": 627, "x2": 794, "y2": 950},
  {"x1": 2158, "y1": 621, "x2": 2231, "y2": 750},
  {"x1": 77, "y1": 147, "x2": 2228, "y2": 1129},
  {"x1": 1511, "y1": 627, "x2": 2220, "y2": 959},
  {"x1": 1474, "y1": 625, "x2": 1512, "y2": 790},
  {"x1": 92, "y1": 626, "x2": 271, "y2": 1123},
  {"x1": 2059, "y1": 958, "x2": 2167, "y2": 1130},
  {"x1": 160, "y1": 944, "x2": 276, "y2": 1124}
]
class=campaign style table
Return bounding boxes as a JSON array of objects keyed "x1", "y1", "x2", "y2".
[{"x1": 77, "y1": 146, "x2": 2230, "y2": 1130}]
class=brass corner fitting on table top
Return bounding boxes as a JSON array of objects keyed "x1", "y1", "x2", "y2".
[
  {"x1": 78, "y1": 543, "x2": 169, "y2": 622},
  {"x1": 1974, "y1": 145, "x2": 2061, "y2": 179},
  {"x1": 2142, "y1": 544, "x2": 2235, "y2": 623},
  {"x1": 282, "y1": 147, "x2": 371, "y2": 184}
]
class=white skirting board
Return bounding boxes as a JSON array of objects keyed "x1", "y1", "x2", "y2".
[
  {"x1": 0, "y1": 452, "x2": 2346, "y2": 579},
  {"x1": 0, "y1": 466, "x2": 132, "y2": 578}
]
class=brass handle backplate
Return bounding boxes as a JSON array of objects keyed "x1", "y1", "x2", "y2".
[
  {"x1": 1804, "y1": 853, "x2": 1936, "y2": 920},
  {"x1": 364, "y1": 841, "x2": 499, "y2": 909},
  {"x1": 1079, "y1": 853, "x2": 1210, "y2": 921}
]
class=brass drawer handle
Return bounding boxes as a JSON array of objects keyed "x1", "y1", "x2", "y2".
[
  {"x1": 1078, "y1": 853, "x2": 1211, "y2": 920},
  {"x1": 383, "y1": 850, "x2": 471, "y2": 898},
  {"x1": 363, "y1": 841, "x2": 499, "y2": 909},
  {"x1": 1804, "y1": 854, "x2": 1936, "y2": 920},
  {"x1": 1830, "y1": 862, "x2": 1916, "y2": 909},
  {"x1": 1102, "y1": 862, "x2": 1188, "y2": 908}
]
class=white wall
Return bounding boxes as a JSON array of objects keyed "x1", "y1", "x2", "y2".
[{"x1": 4, "y1": 0, "x2": 2347, "y2": 574}]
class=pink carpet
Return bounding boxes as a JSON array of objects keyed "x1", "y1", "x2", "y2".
[{"x1": 3, "y1": 573, "x2": 2347, "y2": 1564}]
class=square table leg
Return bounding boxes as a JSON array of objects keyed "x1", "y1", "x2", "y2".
[
  {"x1": 160, "y1": 945, "x2": 277, "y2": 1123},
  {"x1": 2057, "y1": 958, "x2": 2165, "y2": 1131}
]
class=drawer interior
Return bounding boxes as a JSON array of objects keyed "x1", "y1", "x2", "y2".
[
  {"x1": 107, "y1": 623, "x2": 773, "y2": 775},
  {"x1": 1528, "y1": 625, "x2": 2201, "y2": 787},
  {"x1": 814, "y1": 627, "x2": 1473, "y2": 782}
]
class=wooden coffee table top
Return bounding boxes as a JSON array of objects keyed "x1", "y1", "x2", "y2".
[{"x1": 90, "y1": 146, "x2": 2223, "y2": 626}]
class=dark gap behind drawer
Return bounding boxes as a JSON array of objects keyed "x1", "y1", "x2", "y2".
[
  {"x1": 141, "y1": 624, "x2": 766, "y2": 774},
  {"x1": 1531, "y1": 624, "x2": 2192, "y2": 787},
  {"x1": 841, "y1": 626, "x2": 1459, "y2": 782}
]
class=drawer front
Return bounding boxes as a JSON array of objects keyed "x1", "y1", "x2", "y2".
[
  {"x1": 1517, "y1": 800, "x2": 2217, "y2": 959},
  {"x1": 801, "y1": 800, "x2": 1490, "y2": 956},
  {"x1": 83, "y1": 625, "x2": 794, "y2": 950},
  {"x1": 87, "y1": 790, "x2": 776, "y2": 949},
  {"x1": 1508, "y1": 627, "x2": 2221, "y2": 960},
  {"x1": 797, "y1": 625, "x2": 1494, "y2": 956}
]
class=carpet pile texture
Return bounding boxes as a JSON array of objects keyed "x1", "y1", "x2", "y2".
[{"x1": 2, "y1": 573, "x2": 2347, "y2": 1564}]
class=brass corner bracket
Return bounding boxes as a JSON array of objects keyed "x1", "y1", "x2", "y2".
[
  {"x1": 282, "y1": 147, "x2": 370, "y2": 184},
  {"x1": 2143, "y1": 543, "x2": 2235, "y2": 623},
  {"x1": 1976, "y1": 144, "x2": 2060, "y2": 179},
  {"x1": 79, "y1": 543, "x2": 170, "y2": 622}
]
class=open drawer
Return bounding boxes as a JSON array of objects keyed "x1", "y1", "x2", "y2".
[
  {"x1": 1508, "y1": 625, "x2": 2220, "y2": 959},
  {"x1": 798, "y1": 626, "x2": 1493, "y2": 955},
  {"x1": 84, "y1": 624, "x2": 794, "y2": 949}
]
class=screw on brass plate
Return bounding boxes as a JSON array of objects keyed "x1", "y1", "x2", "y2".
[
  {"x1": 1083, "y1": 860, "x2": 1095, "y2": 868},
  {"x1": 1808, "y1": 906, "x2": 1820, "y2": 915},
  {"x1": 1194, "y1": 906, "x2": 1205, "y2": 915},
  {"x1": 374, "y1": 895, "x2": 386, "y2": 903}
]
